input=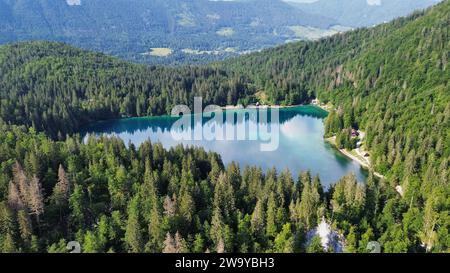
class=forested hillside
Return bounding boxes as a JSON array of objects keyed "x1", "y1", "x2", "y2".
[
  {"x1": 223, "y1": 0, "x2": 450, "y2": 185},
  {"x1": 0, "y1": 42, "x2": 256, "y2": 137},
  {"x1": 1, "y1": 122, "x2": 447, "y2": 253},
  {"x1": 0, "y1": 1, "x2": 448, "y2": 253},
  {"x1": 0, "y1": 0, "x2": 336, "y2": 64}
]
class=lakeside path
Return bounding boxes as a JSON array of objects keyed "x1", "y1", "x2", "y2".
[
  {"x1": 325, "y1": 137, "x2": 386, "y2": 180},
  {"x1": 311, "y1": 99, "x2": 387, "y2": 180},
  {"x1": 314, "y1": 100, "x2": 386, "y2": 179}
]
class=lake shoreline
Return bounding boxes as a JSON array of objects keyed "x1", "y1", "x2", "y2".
[
  {"x1": 325, "y1": 137, "x2": 386, "y2": 179},
  {"x1": 81, "y1": 104, "x2": 368, "y2": 184},
  {"x1": 300, "y1": 101, "x2": 388, "y2": 180},
  {"x1": 82, "y1": 104, "x2": 326, "y2": 129},
  {"x1": 221, "y1": 104, "x2": 306, "y2": 110},
  {"x1": 81, "y1": 101, "x2": 382, "y2": 180},
  {"x1": 310, "y1": 99, "x2": 386, "y2": 179}
]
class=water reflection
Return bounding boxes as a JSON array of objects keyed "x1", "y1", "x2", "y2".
[{"x1": 81, "y1": 106, "x2": 367, "y2": 186}]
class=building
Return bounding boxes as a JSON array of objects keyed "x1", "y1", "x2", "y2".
[{"x1": 351, "y1": 129, "x2": 359, "y2": 137}]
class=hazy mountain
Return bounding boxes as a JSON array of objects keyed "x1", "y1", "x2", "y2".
[
  {"x1": 1, "y1": 0, "x2": 440, "y2": 64},
  {"x1": 0, "y1": 0, "x2": 337, "y2": 64},
  {"x1": 288, "y1": 0, "x2": 442, "y2": 27}
]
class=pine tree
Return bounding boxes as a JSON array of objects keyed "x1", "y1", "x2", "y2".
[
  {"x1": 10, "y1": 162, "x2": 28, "y2": 211},
  {"x1": 251, "y1": 199, "x2": 265, "y2": 241},
  {"x1": 174, "y1": 231, "x2": 188, "y2": 253},
  {"x1": 28, "y1": 175, "x2": 44, "y2": 222},
  {"x1": 162, "y1": 232, "x2": 176, "y2": 253},
  {"x1": 83, "y1": 230, "x2": 102, "y2": 253},
  {"x1": 210, "y1": 208, "x2": 225, "y2": 251},
  {"x1": 298, "y1": 173, "x2": 320, "y2": 229},
  {"x1": 213, "y1": 173, "x2": 236, "y2": 224},
  {"x1": 17, "y1": 210, "x2": 32, "y2": 243},
  {"x1": 419, "y1": 194, "x2": 438, "y2": 252},
  {"x1": 124, "y1": 196, "x2": 143, "y2": 253},
  {"x1": 265, "y1": 193, "x2": 278, "y2": 238},
  {"x1": 193, "y1": 233, "x2": 204, "y2": 253},
  {"x1": 7, "y1": 181, "x2": 24, "y2": 211},
  {"x1": 216, "y1": 237, "x2": 225, "y2": 253},
  {"x1": 51, "y1": 165, "x2": 71, "y2": 231},
  {"x1": 53, "y1": 164, "x2": 71, "y2": 205},
  {"x1": 163, "y1": 194, "x2": 177, "y2": 217},
  {"x1": 2, "y1": 232, "x2": 17, "y2": 253},
  {"x1": 345, "y1": 226, "x2": 358, "y2": 253},
  {"x1": 68, "y1": 184, "x2": 85, "y2": 230},
  {"x1": 163, "y1": 232, "x2": 188, "y2": 253},
  {"x1": 365, "y1": 173, "x2": 379, "y2": 221},
  {"x1": 146, "y1": 204, "x2": 164, "y2": 252},
  {"x1": 179, "y1": 190, "x2": 194, "y2": 225},
  {"x1": 273, "y1": 223, "x2": 294, "y2": 253},
  {"x1": 306, "y1": 235, "x2": 324, "y2": 253},
  {"x1": 236, "y1": 212, "x2": 252, "y2": 253}
]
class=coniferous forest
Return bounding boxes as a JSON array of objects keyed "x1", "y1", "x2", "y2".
[{"x1": 0, "y1": 1, "x2": 448, "y2": 253}]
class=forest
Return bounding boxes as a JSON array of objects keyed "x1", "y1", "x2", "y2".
[
  {"x1": 1, "y1": 124, "x2": 447, "y2": 253},
  {"x1": 0, "y1": 0, "x2": 335, "y2": 65},
  {"x1": 0, "y1": 1, "x2": 448, "y2": 252}
]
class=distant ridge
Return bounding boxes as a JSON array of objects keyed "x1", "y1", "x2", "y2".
[{"x1": 0, "y1": 0, "x2": 336, "y2": 64}]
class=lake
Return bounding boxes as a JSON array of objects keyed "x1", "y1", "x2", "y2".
[{"x1": 81, "y1": 105, "x2": 367, "y2": 187}]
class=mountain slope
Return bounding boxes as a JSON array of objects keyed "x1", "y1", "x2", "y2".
[
  {"x1": 0, "y1": 41, "x2": 256, "y2": 137},
  {"x1": 224, "y1": 0, "x2": 449, "y2": 183},
  {"x1": 0, "y1": 0, "x2": 336, "y2": 64},
  {"x1": 289, "y1": 0, "x2": 442, "y2": 27}
]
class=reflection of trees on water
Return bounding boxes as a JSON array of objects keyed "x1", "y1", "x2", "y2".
[{"x1": 81, "y1": 106, "x2": 328, "y2": 137}]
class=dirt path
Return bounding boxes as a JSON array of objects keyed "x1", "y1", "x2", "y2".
[{"x1": 326, "y1": 136, "x2": 386, "y2": 180}]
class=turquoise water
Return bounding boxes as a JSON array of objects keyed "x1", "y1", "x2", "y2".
[{"x1": 81, "y1": 106, "x2": 367, "y2": 186}]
